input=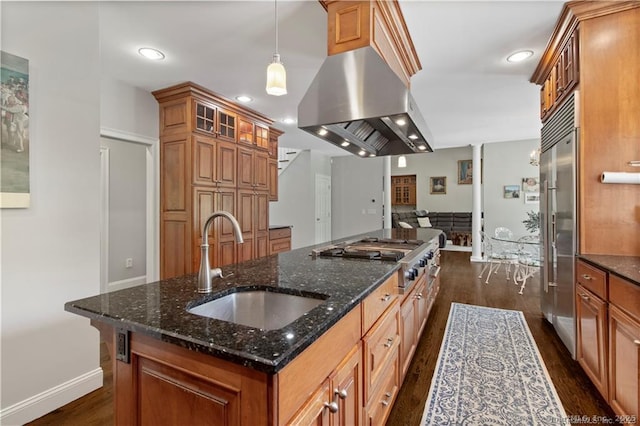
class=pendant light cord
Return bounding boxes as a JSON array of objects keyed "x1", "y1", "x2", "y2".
[{"x1": 274, "y1": 0, "x2": 279, "y2": 55}]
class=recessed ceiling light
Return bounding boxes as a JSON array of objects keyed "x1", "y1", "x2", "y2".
[
  {"x1": 341, "y1": 141, "x2": 350, "y2": 147},
  {"x1": 235, "y1": 95, "x2": 253, "y2": 103},
  {"x1": 418, "y1": 145, "x2": 427, "y2": 150},
  {"x1": 395, "y1": 118, "x2": 406, "y2": 126},
  {"x1": 318, "y1": 128, "x2": 328, "y2": 136},
  {"x1": 138, "y1": 47, "x2": 165, "y2": 60},
  {"x1": 408, "y1": 134, "x2": 418, "y2": 140},
  {"x1": 506, "y1": 50, "x2": 533, "y2": 63},
  {"x1": 358, "y1": 150, "x2": 366, "y2": 156},
  {"x1": 282, "y1": 117, "x2": 296, "y2": 125},
  {"x1": 369, "y1": 154, "x2": 376, "y2": 157}
]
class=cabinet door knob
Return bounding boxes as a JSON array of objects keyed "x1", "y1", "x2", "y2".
[
  {"x1": 324, "y1": 401, "x2": 339, "y2": 413},
  {"x1": 581, "y1": 274, "x2": 593, "y2": 280},
  {"x1": 334, "y1": 388, "x2": 348, "y2": 399}
]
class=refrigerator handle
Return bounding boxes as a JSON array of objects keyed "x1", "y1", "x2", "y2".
[{"x1": 544, "y1": 179, "x2": 558, "y2": 292}]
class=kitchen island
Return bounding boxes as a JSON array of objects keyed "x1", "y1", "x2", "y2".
[{"x1": 66, "y1": 227, "x2": 443, "y2": 425}]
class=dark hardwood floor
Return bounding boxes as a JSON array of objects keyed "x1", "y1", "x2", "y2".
[{"x1": 28, "y1": 251, "x2": 613, "y2": 425}]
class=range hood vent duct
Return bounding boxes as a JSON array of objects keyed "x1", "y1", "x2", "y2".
[{"x1": 298, "y1": 46, "x2": 433, "y2": 157}]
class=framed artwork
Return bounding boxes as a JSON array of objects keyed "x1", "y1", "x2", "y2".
[
  {"x1": 525, "y1": 192, "x2": 540, "y2": 204},
  {"x1": 522, "y1": 177, "x2": 539, "y2": 193},
  {"x1": 503, "y1": 185, "x2": 520, "y2": 199},
  {"x1": 1, "y1": 50, "x2": 30, "y2": 208},
  {"x1": 458, "y1": 159, "x2": 473, "y2": 184},
  {"x1": 430, "y1": 176, "x2": 446, "y2": 194}
]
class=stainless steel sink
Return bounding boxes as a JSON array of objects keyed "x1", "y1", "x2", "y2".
[{"x1": 187, "y1": 290, "x2": 325, "y2": 330}]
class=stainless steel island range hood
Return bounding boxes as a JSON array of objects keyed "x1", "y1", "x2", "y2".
[{"x1": 298, "y1": 46, "x2": 433, "y2": 157}]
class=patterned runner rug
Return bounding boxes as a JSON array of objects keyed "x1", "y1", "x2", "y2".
[{"x1": 421, "y1": 303, "x2": 569, "y2": 425}]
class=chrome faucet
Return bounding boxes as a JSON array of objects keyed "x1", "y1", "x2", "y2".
[{"x1": 197, "y1": 211, "x2": 244, "y2": 293}]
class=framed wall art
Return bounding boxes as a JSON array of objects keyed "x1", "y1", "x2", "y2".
[
  {"x1": 522, "y1": 177, "x2": 539, "y2": 193},
  {"x1": 525, "y1": 192, "x2": 540, "y2": 204},
  {"x1": 1, "y1": 50, "x2": 30, "y2": 208},
  {"x1": 430, "y1": 176, "x2": 446, "y2": 194},
  {"x1": 458, "y1": 159, "x2": 473, "y2": 184},
  {"x1": 504, "y1": 185, "x2": 520, "y2": 199}
]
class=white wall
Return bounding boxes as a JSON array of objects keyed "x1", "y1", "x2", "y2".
[
  {"x1": 331, "y1": 156, "x2": 384, "y2": 240},
  {"x1": 269, "y1": 150, "x2": 332, "y2": 249},
  {"x1": 1, "y1": 3, "x2": 103, "y2": 424},
  {"x1": 483, "y1": 139, "x2": 540, "y2": 237},
  {"x1": 100, "y1": 78, "x2": 158, "y2": 139},
  {"x1": 390, "y1": 146, "x2": 474, "y2": 213}
]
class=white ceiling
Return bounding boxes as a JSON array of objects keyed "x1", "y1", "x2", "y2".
[{"x1": 100, "y1": 0, "x2": 565, "y2": 157}]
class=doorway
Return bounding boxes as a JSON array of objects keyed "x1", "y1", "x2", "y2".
[
  {"x1": 99, "y1": 129, "x2": 158, "y2": 293},
  {"x1": 315, "y1": 174, "x2": 331, "y2": 244}
]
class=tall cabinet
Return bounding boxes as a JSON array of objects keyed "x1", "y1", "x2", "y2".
[
  {"x1": 153, "y1": 82, "x2": 281, "y2": 279},
  {"x1": 531, "y1": 1, "x2": 640, "y2": 256}
]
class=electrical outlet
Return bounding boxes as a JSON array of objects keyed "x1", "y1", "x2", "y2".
[{"x1": 125, "y1": 258, "x2": 133, "y2": 268}]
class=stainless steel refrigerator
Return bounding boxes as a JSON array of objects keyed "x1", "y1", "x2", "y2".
[{"x1": 540, "y1": 91, "x2": 578, "y2": 359}]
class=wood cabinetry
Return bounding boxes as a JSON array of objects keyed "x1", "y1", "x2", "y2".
[
  {"x1": 102, "y1": 328, "x2": 269, "y2": 426},
  {"x1": 269, "y1": 227, "x2": 291, "y2": 255},
  {"x1": 391, "y1": 175, "x2": 416, "y2": 206},
  {"x1": 321, "y1": 0, "x2": 421, "y2": 87},
  {"x1": 399, "y1": 274, "x2": 426, "y2": 378},
  {"x1": 532, "y1": 3, "x2": 640, "y2": 256},
  {"x1": 575, "y1": 258, "x2": 640, "y2": 417},
  {"x1": 576, "y1": 283, "x2": 608, "y2": 399},
  {"x1": 153, "y1": 82, "x2": 282, "y2": 278},
  {"x1": 608, "y1": 274, "x2": 640, "y2": 417}
]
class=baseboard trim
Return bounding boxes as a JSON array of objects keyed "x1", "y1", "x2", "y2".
[
  {"x1": 108, "y1": 275, "x2": 147, "y2": 292},
  {"x1": 470, "y1": 255, "x2": 486, "y2": 263},
  {"x1": 0, "y1": 368, "x2": 103, "y2": 425}
]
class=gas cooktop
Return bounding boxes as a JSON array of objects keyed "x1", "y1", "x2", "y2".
[{"x1": 311, "y1": 237, "x2": 425, "y2": 261}]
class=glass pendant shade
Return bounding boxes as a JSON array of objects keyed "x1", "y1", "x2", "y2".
[
  {"x1": 398, "y1": 155, "x2": 407, "y2": 168},
  {"x1": 266, "y1": 54, "x2": 287, "y2": 96}
]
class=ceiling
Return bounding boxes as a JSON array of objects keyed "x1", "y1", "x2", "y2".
[{"x1": 100, "y1": 0, "x2": 565, "y2": 157}]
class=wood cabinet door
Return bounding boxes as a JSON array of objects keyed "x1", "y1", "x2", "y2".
[
  {"x1": 415, "y1": 276, "x2": 428, "y2": 337},
  {"x1": 237, "y1": 146, "x2": 254, "y2": 189},
  {"x1": 216, "y1": 108, "x2": 237, "y2": 142},
  {"x1": 400, "y1": 295, "x2": 417, "y2": 380},
  {"x1": 216, "y1": 140, "x2": 237, "y2": 188},
  {"x1": 331, "y1": 344, "x2": 363, "y2": 426},
  {"x1": 268, "y1": 159, "x2": 278, "y2": 201},
  {"x1": 255, "y1": 124, "x2": 269, "y2": 150},
  {"x1": 254, "y1": 150, "x2": 269, "y2": 191},
  {"x1": 193, "y1": 135, "x2": 216, "y2": 186},
  {"x1": 236, "y1": 189, "x2": 255, "y2": 262},
  {"x1": 238, "y1": 117, "x2": 254, "y2": 145},
  {"x1": 576, "y1": 284, "x2": 609, "y2": 400},
  {"x1": 287, "y1": 378, "x2": 332, "y2": 426},
  {"x1": 609, "y1": 305, "x2": 640, "y2": 417}
]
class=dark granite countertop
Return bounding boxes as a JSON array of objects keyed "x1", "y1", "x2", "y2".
[
  {"x1": 578, "y1": 254, "x2": 640, "y2": 286},
  {"x1": 65, "y1": 228, "x2": 442, "y2": 374}
]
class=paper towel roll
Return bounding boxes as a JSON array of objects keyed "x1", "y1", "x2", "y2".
[{"x1": 600, "y1": 172, "x2": 640, "y2": 184}]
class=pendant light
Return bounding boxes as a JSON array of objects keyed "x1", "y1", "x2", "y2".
[
  {"x1": 266, "y1": 0, "x2": 287, "y2": 96},
  {"x1": 398, "y1": 156, "x2": 407, "y2": 168}
]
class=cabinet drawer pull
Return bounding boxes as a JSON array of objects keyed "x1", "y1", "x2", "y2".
[
  {"x1": 381, "y1": 293, "x2": 391, "y2": 302},
  {"x1": 334, "y1": 388, "x2": 348, "y2": 399},
  {"x1": 415, "y1": 293, "x2": 423, "y2": 300},
  {"x1": 384, "y1": 337, "x2": 394, "y2": 348},
  {"x1": 381, "y1": 391, "x2": 393, "y2": 406},
  {"x1": 581, "y1": 274, "x2": 593, "y2": 281},
  {"x1": 579, "y1": 293, "x2": 590, "y2": 301},
  {"x1": 633, "y1": 339, "x2": 640, "y2": 346},
  {"x1": 324, "y1": 401, "x2": 339, "y2": 413}
]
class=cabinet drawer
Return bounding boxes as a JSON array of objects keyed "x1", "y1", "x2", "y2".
[
  {"x1": 362, "y1": 273, "x2": 399, "y2": 333},
  {"x1": 610, "y1": 275, "x2": 640, "y2": 322},
  {"x1": 363, "y1": 301, "x2": 399, "y2": 402},
  {"x1": 269, "y1": 227, "x2": 291, "y2": 240},
  {"x1": 365, "y1": 350, "x2": 399, "y2": 426},
  {"x1": 576, "y1": 260, "x2": 607, "y2": 299},
  {"x1": 270, "y1": 239, "x2": 291, "y2": 255}
]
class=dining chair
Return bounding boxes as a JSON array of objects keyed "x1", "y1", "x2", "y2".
[
  {"x1": 481, "y1": 228, "x2": 519, "y2": 283},
  {"x1": 513, "y1": 235, "x2": 541, "y2": 294}
]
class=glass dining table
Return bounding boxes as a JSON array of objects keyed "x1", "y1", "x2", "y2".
[{"x1": 490, "y1": 235, "x2": 541, "y2": 294}]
